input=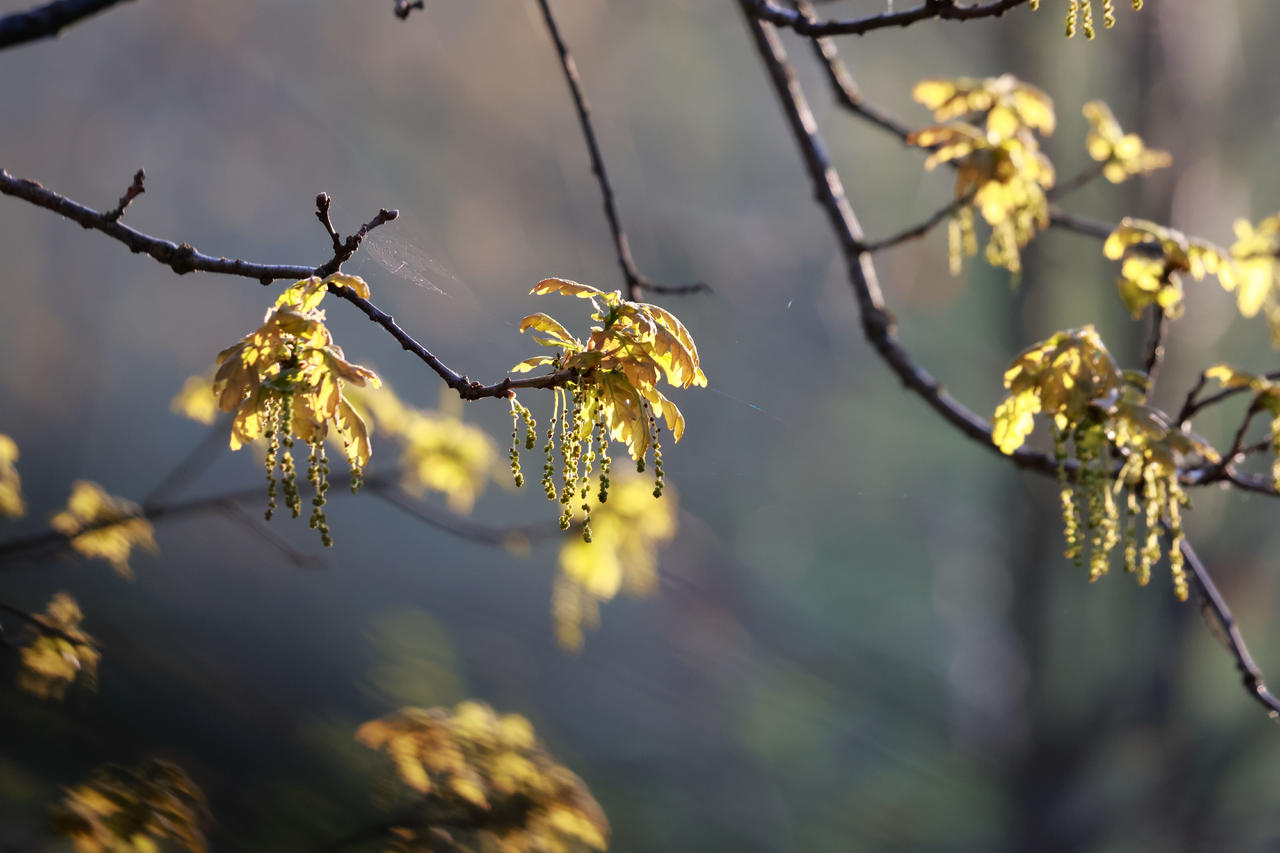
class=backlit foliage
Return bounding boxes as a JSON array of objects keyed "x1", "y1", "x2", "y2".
[
  {"x1": 1030, "y1": 0, "x2": 1143, "y2": 39},
  {"x1": 509, "y1": 278, "x2": 705, "y2": 538},
  {"x1": 51, "y1": 481, "x2": 157, "y2": 579},
  {"x1": 992, "y1": 327, "x2": 1219, "y2": 600},
  {"x1": 553, "y1": 477, "x2": 677, "y2": 652},
  {"x1": 1103, "y1": 219, "x2": 1236, "y2": 320},
  {"x1": 1203, "y1": 365, "x2": 1280, "y2": 488},
  {"x1": 351, "y1": 385, "x2": 499, "y2": 513},
  {"x1": 1082, "y1": 101, "x2": 1171, "y2": 183},
  {"x1": 0, "y1": 432, "x2": 24, "y2": 517},
  {"x1": 50, "y1": 759, "x2": 209, "y2": 853},
  {"x1": 1228, "y1": 213, "x2": 1280, "y2": 345},
  {"x1": 168, "y1": 376, "x2": 218, "y2": 426},
  {"x1": 907, "y1": 75, "x2": 1055, "y2": 275},
  {"x1": 356, "y1": 702, "x2": 609, "y2": 853},
  {"x1": 212, "y1": 273, "x2": 380, "y2": 546},
  {"x1": 17, "y1": 592, "x2": 99, "y2": 700}
]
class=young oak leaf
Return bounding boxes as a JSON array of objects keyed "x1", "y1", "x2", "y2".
[
  {"x1": 1104, "y1": 218, "x2": 1236, "y2": 319},
  {"x1": 0, "y1": 433, "x2": 25, "y2": 517},
  {"x1": 211, "y1": 274, "x2": 380, "y2": 544},
  {"x1": 1228, "y1": 214, "x2": 1280, "y2": 345},
  {"x1": 358, "y1": 702, "x2": 609, "y2": 852},
  {"x1": 17, "y1": 592, "x2": 99, "y2": 700},
  {"x1": 908, "y1": 75, "x2": 1056, "y2": 275},
  {"x1": 1082, "y1": 101, "x2": 1171, "y2": 183},
  {"x1": 507, "y1": 278, "x2": 703, "y2": 538},
  {"x1": 50, "y1": 481, "x2": 157, "y2": 578},
  {"x1": 51, "y1": 759, "x2": 210, "y2": 853}
]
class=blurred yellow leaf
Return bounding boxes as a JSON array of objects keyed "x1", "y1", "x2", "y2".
[
  {"x1": 50, "y1": 481, "x2": 156, "y2": 578},
  {"x1": 0, "y1": 433, "x2": 25, "y2": 518},
  {"x1": 16, "y1": 592, "x2": 99, "y2": 700},
  {"x1": 909, "y1": 75, "x2": 1056, "y2": 274},
  {"x1": 50, "y1": 760, "x2": 208, "y2": 853},
  {"x1": 552, "y1": 476, "x2": 676, "y2": 651},
  {"x1": 1082, "y1": 101, "x2": 1171, "y2": 183},
  {"x1": 359, "y1": 702, "x2": 608, "y2": 853},
  {"x1": 170, "y1": 376, "x2": 219, "y2": 425}
]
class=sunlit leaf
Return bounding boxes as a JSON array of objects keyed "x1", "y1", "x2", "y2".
[
  {"x1": 0, "y1": 433, "x2": 25, "y2": 518},
  {"x1": 359, "y1": 702, "x2": 609, "y2": 853},
  {"x1": 50, "y1": 760, "x2": 209, "y2": 853},
  {"x1": 50, "y1": 481, "x2": 156, "y2": 578},
  {"x1": 16, "y1": 592, "x2": 98, "y2": 700},
  {"x1": 910, "y1": 75, "x2": 1055, "y2": 274},
  {"x1": 323, "y1": 272, "x2": 372, "y2": 300}
]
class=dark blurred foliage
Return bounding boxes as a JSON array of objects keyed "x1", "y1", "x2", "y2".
[{"x1": 3, "y1": 1, "x2": 1280, "y2": 850}]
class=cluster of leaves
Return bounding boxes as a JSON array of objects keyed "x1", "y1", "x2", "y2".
[
  {"x1": 992, "y1": 327, "x2": 1219, "y2": 600},
  {"x1": 17, "y1": 592, "x2": 100, "y2": 700},
  {"x1": 50, "y1": 759, "x2": 210, "y2": 853},
  {"x1": 907, "y1": 75, "x2": 1056, "y2": 275},
  {"x1": 351, "y1": 385, "x2": 499, "y2": 514},
  {"x1": 1082, "y1": 101, "x2": 1171, "y2": 183},
  {"x1": 51, "y1": 481, "x2": 157, "y2": 579},
  {"x1": 357, "y1": 702, "x2": 609, "y2": 853},
  {"x1": 509, "y1": 278, "x2": 705, "y2": 540},
  {"x1": 1202, "y1": 365, "x2": 1280, "y2": 488},
  {"x1": 0, "y1": 443, "x2": 110, "y2": 699},
  {"x1": 0, "y1": 432, "x2": 25, "y2": 517},
  {"x1": 552, "y1": 475, "x2": 677, "y2": 651},
  {"x1": 1030, "y1": 0, "x2": 1143, "y2": 39},
  {"x1": 212, "y1": 273, "x2": 380, "y2": 546},
  {"x1": 1227, "y1": 212, "x2": 1280, "y2": 345},
  {"x1": 1103, "y1": 219, "x2": 1236, "y2": 320}
]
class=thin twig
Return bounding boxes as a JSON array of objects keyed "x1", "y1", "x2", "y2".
[
  {"x1": 0, "y1": 599, "x2": 96, "y2": 648},
  {"x1": 0, "y1": 471, "x2": 560, "y2": 570},
  {"x1": 392, "y1": 0, "x2": 424, "y2": 20},
  {"x1": 366, "y1": 483, "x2": 569, "y2": 547},
  {"x1": 1142, "y1": 307, "x2": 1168, "y2": 387},
  {"x1": 0, "y1": 0, "x2": 131, "y2": 50},
  {"x1": 532, "y1": 0, "x2": 707, "y2": 301},
  {"x1": 737, "y1": 4, "x2": 1062, "y2": 480},
  {"x1": 143, "y1": 417, "x2": 232, "y2": 506},
  {"x1": 1048, "y1": 208, "x2": 1118, "y2": 242},
  {"x1": 791, "y1": 0, "x2": 916, "y2": 141},
  {"x1": 1047, "y1": 161, "x2": 1107, "y2": 201},
  {"x1": 738, "y1": 5, "x2": 1280, "y2": 719},
  {"x1": 1220, "y1": 401, "x2": 1264, "y2": 470},
  {"x1": 1178, "y1": 370, "x2": 1280, "y2": 424},
  {"x1": 216, "y1": 503, "x2": 325, "y2": 569},
  {"x1": 1181, "y1": 539, "x2": 1280, "y2": 719},
  {"x1": 746, "y1": 0, "x2": 1034, "y2": 37},
  {"x1": 862, "y1": 192, "x2": 973, "y2": 254},
  {"x1": 0, "y1": 169, "x2": 577, "y2": 401},
  {"x1": 102, "y1": 168, "x2": 144, "y2": 223}
]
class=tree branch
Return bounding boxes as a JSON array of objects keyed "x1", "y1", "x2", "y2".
[
  {"x1": 1182, "y1": 539, "x2": 1280, "y2": 719},
  {"x1": 745, "y1": 0, "x2": 1034, "y2": 38},
  {"x1": 532, "y1": 0, "x2": 707, "y2": 301},
  {"x1": 737, "y1": 4, "x2": 1061, "y2": 480},
  {"x1": 1177, "y1": 370, "x2": 1280, "y2": 425},
  {"x1": 0, "y1": 598, "x2": 95, "y2": 648},
  {"x1": 0, "y1": 471, "x2": 564, "y2": 570},
  {"x1": 1048, "y1": 161, "x2": 1108, "y2": 201},
  {"x1": 0, "y1": 169, "x2": 577, "y2": 401},
  {"x1": 790, "y1": 0, "x2": 917, "y2": 141},
  {"x1": 862, "y1": 191, "x2": 973, "y2": 254},
  {"x1": 391, "y1": 0, "x2": 424, "y2": 20},
  {"x1": 1142, "y1": 306, "x2": 1168, "y2": 387},
  {"x1": 0, "y1": 0, "x2": 131, "y2": 50},
  {"x1": 737, "y1": 4, "x2": 1280, "y2": 719}
]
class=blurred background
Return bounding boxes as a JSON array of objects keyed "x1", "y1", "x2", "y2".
[{"x1": 2, "y1": 0, "x2": 1280, "y2": 850}]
